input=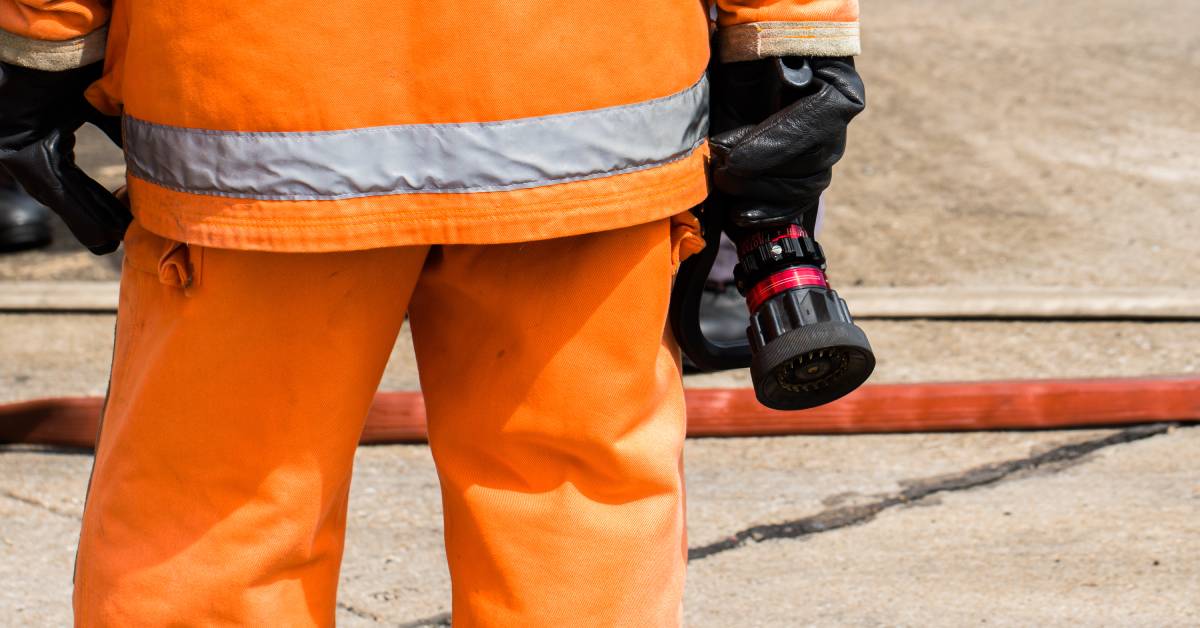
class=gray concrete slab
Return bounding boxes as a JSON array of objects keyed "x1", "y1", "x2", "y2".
[
  {"x1": 3, "y1": 311, "x2": 1197, "y2": 624},
  {"x1": 4, "y1": 427, "x2": 1196, "y2": 625},
  {"x1": 684, "y1": 426, "x2": 1200, "y2": 627},
  {"x1": 683, "y1": 430, "x2": 1116, "y2": 549},
  {"x1": 337, "y1": 445, "x2": 451, "y2": 625},
  {"x1": 0, "y1": 314, "x2": 115, "y2": 403},
  {"x1": 5, "y1": 314, "x2": 1200, "y2": 404},
  {"x1": 0, "y1": 449, "x2": 87, "y2": 627}
]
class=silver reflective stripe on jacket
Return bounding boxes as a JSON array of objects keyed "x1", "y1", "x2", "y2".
[{"x1": 123, "y1": 77, "x2": 708, "y2": 200}]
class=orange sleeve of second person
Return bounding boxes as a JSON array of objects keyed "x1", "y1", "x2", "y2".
[
  {"x1": 0, "y1": 0, "x2": 110, "y2": 70},
  {"x1": 713, "y1": 0, "x2": 860, "y2": 62}
]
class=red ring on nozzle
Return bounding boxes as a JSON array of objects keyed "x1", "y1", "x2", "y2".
[{"x1": 745, "y1": 267, "x2": 829, "y2": 312}]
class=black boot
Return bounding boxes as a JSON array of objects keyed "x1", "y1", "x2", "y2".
[{"x1": 0, "y1": 171, "x2": 52, "y2": 252}]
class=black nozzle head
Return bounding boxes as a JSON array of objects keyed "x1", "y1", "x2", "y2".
[{"x1": 750, "y1": 320, "x2": 875, "y2": 411}]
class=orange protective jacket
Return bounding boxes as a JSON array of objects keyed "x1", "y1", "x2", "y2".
[{"x1": 1, "y1": 0, "x2": 859, "y2": 252}]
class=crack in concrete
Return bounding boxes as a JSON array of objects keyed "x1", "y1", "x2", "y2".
[
  {"x1": 1, "y1": 488, "x2": 81, "y2": 520},
  {"x1": 394, "y1": 611, "x2": 453, "y2": 627},
  {"x1": 687, "y1": 423, "x2": 1176, "y2": 561},
  {"x1": 339, "y1": 601, "x2": 450, "y2": 627},
  {"x1": 337, "y1": 601, "x2": 385, "y2": 622}
]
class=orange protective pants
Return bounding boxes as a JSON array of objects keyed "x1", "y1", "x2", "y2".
[{"x1": 74, "y1": 217, "x2": 696, "y2": 626}]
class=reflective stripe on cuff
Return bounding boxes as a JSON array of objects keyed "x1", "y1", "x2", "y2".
[
  {"x1": 717, "y1": 21, "x2": 860, "y2": 62},
  {"x1": 124, "y1": 77, "x2": 710, "y2": 200},
  {"x1": 0, "y1": 26, "x2": 107, "y2": 71}
]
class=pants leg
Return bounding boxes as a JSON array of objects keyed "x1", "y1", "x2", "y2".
[
  {"x1": 73, "y1": 222, "x2": 428, "y2": 626},
  {"x1": 408, "y1": 217, "x2": 689, "y2": 627}
]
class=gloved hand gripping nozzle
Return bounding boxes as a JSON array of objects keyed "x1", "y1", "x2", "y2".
[{"x1": 670, "y1": 56, "x2": 874, "y2": 410}]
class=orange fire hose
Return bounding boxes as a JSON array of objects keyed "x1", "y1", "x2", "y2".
[{"x1": 3, "y1": 376, "x2": 1198, "y2": 450}]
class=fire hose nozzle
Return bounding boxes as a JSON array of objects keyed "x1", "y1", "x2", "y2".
[{"x1": 669, "y1": 210, "x2": 874, "y2": 410}]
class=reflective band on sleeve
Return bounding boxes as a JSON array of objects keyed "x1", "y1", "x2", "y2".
[{"x1": 124, "y1": 77, "x2": 709, "y2": 200}]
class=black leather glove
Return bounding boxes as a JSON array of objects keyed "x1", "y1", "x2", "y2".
[
  {"x1": 709, "y1": 56, "x2": 865, "y2": 229},
  {"x1": 0, "y1": 61, "x2": 130, "y2": 254}
]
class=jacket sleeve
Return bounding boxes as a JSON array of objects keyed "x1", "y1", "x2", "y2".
[
  {"x1": 0, "y1": 0, "x2": 110, "y2": 70},
  {"x1": 713, "y1": 0, "x2": 859, "y2": 63}
]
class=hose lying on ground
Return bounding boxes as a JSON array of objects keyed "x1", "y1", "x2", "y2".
[{"x1": 3, "y1": 376, "x2": 1198, "y2": 449}]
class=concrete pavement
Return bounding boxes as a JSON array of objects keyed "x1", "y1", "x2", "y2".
[
  {"x1": 684, "y1": 426, "x2": 1200, "y2": 627},
  {"x1": 2, "y1": 311, "x2": 1198, "y2": 625},
  {"x1": 3, "y1": 420, "x2": 1196, "y2": 626},
  {"x1": 5, "y1": 313, "x2": 1200, "y2": 404}
]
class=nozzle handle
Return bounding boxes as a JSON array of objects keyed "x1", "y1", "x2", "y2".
[{"x1": 669, "y1": 204, "x2": 753, "y2": 372}]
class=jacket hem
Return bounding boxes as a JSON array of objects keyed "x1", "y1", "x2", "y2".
[{"x1": 128, "y1": 145, "x2": 711, "y2": 252}]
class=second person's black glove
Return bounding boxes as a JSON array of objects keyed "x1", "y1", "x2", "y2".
[{"x1": 0, "y1": 61, "x2": 129, "y2": 255}]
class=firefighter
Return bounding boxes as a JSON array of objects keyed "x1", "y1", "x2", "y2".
[{"x1": 0, "y1": 0, "x2": 863, "y2": 624}]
